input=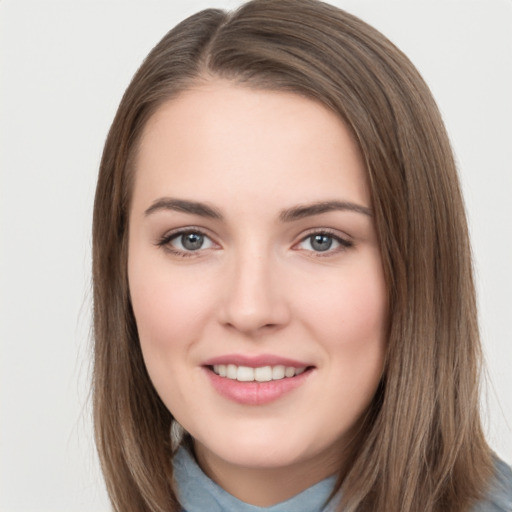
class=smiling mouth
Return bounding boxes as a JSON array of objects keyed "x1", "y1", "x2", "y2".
[
  {"x1": 209, "y1": 364, "x2": 311, "y2": 382},
  {"x1": 204, "y1": 361, "x2": 314, "y2": 405}
]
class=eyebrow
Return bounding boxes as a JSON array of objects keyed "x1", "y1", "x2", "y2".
[
  {"x1": 144, "y1": 198, "x2": 372, "y2": 221},
  {"x1": 279, "y1": 200, "x2": 372, "y2": 221},
  {"x1": 144, "y1": 198, "x2": 223, "y2": 219}
]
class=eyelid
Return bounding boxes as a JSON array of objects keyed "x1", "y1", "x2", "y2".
[{"x1": 156, "y1": 226, "x2": 220, "y2": 256}]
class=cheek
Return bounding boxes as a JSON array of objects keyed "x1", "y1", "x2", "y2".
[
  {"x1": 299, "y1": 257, "x2": 387, "y2": 398},
  {"x1": 323, "y1": 278, "x2": 386, "y2": 426},
  {"x1": 127, "y1": 253, "x2": 214, "y2": 415},
  {"x1": 127, "y1": 251, "x2": 208, "y2": 386},
  {"x1": 300, "y1": 258, "x2": 387, "y2": 347},
  {"x1": 128, "y1": 245, "x2": 211, "y2": 342}
]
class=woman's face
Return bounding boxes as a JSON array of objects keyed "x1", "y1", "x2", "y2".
[{"x1": 128, "y1": 81, "x2": 387, "y2": 490}]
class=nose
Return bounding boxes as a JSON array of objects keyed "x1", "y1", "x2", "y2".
[{"x1": 218, "y1": 249, "x2": 291, "y2": 336}]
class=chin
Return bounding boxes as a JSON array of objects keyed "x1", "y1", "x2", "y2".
[{"x1": 192, "y1": 423, "x2": 336, "y2": 471}]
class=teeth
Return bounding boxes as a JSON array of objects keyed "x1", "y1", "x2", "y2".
[
  {"x1": 227, "y1": 364, "x2": 237, "y2": 379},
  {"x1": 254, "y1": 366, "x2": 272, "y2": 382},
  {"x1": 284, "y1": 366, "x2": 295, "y2": 378},
  {"x1": 272, "y1": 365, "x2": 285, "y2": 380},
  {"x1": 212, "y1": 364, "x2": 307, "y2": 381},
  {"x1": 237, "y1": 366, "x2": 254, "y2": 382}
]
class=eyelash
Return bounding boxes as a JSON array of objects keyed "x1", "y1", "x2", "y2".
[
  {"x1": 295, "y1": 229, "x2": 353, "y2": 257},
  {"x1": 156, "y1": 228, "x2": 216, "y2": 258},
  {"x1": 156, "y1": 228, "x2": 353, "y2": 258}
]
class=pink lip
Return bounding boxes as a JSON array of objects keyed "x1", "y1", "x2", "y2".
[
  {"x1": 202, "y1": 364, "x2": 314, "y2": 406},
  {"x1": 202, "y1": 353, "x2": 310, "y2": 368}
]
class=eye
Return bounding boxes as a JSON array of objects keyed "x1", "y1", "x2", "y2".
[
  {"x1": 296, "y1": 231, "x2": 352, "y2": 254},
  {"x1": 158, "y1": 229, "x2": 216, "y2": 255},
  {"x1": 174, "y1": 232, "x2": 211, "y2": 251}
]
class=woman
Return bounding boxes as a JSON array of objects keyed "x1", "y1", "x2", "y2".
[{"x1": 92, "y1": 0, "x2": 512, "y2": 510}]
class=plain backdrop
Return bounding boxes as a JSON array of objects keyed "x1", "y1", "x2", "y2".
[{"x1": 1, "y1": 1, "x2": 511, "y2": 511}]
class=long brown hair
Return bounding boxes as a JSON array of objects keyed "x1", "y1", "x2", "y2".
[{"x1": 92, "y1": 1, "x2": 493, "y2": 510}]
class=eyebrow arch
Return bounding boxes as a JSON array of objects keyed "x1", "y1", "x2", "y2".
[
  {"x1": 144, "y1": 198, "x2": 223, "y2": 219},
  {"x1": 279, "y1": 200, "x2": 372, "y2": 222}
]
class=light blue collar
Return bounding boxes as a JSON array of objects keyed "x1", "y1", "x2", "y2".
[{"x1": 172, "y1": 447, "x2": 341, "y2": 512}]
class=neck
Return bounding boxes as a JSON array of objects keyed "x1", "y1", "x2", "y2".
[{"x1": 193, "y1": 439, "x2": 344, "y2": 507}]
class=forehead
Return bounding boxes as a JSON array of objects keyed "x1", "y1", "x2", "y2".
[{"x1": 132, "y1": 81, "x2": 370, "y2": 212}]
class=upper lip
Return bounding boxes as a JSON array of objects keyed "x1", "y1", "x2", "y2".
[{"x1": 202, "y1": 354, "x2": 312, "y2": 368}]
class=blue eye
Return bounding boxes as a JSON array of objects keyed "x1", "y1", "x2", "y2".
[
  {"x1": 297, "y1": 232, "x2": 351, "y2": 253},
  {"x1": 159, "y1": 230, "x2": 215, "y2": 254},
  {"x1": 310, "y1": 234, "x2": 334, "y2": 252},
  {"x1": 177, "y1": 232, "x2": 206, "y2": 251}
]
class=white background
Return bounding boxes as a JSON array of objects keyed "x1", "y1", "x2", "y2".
[{"x1": 0, "y1": 1, "x2": 511, "y2": 510}]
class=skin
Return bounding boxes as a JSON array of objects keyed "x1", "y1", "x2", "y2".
[{"x1": 128, "y1": 81, "x2": 388, "y2": 506}]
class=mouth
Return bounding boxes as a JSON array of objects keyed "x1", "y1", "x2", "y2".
[{"x1": 202, "y1": 356, "x2": 315, "y2": 405}]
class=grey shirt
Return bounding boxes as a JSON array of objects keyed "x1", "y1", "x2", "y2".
[{"x1": 173, "y1": 447, "x2": 512, "y2": 511}]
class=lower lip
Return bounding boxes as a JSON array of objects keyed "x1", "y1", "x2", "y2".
[{"x1": 204, "y1": 367, "x2": 313, "y2": 405}]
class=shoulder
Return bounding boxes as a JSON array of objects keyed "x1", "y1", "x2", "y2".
[{"x1": 472, "y1": 457, "x2": 512, "y2": 512}]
